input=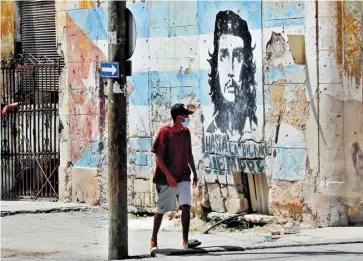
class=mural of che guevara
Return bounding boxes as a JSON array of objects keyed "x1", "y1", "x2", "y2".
[{"x1": 206, "y1": 10, "x2": 257, "y2": 141}]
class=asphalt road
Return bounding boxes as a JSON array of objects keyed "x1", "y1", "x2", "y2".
[
  {"x1": 2, "y1": 244, "x2": 363, "y2": 261},
  {"x1": 140, "y1": 244, "x2": 363, "y2": 261},
  {"x1": 2, "y1": 210, "x2": 363, "y2": 261}
]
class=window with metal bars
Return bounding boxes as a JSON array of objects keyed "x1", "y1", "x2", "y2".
[{"x1": 19, "y1": 0, "x2": 63, "y2": 103}]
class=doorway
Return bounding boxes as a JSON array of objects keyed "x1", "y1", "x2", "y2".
[{"x1": 241, "y1": 172, "x2": 269, "y2": 214}]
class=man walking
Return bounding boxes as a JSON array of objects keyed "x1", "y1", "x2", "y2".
[{"x1": 150, "y1": 103, "x2": 201, "y2": 252}]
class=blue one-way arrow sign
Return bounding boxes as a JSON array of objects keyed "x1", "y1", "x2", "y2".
[{"x1": 100, "y1": 62, "x2": 120, "y2": 78}]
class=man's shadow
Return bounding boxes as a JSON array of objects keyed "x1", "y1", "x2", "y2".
[{"x1": 154, "y1": 245, "x2": 245, "y2": 256}]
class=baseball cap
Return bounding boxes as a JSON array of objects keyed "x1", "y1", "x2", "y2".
[{"x1": 170, "y1": 103, "x2": 194, "y2": 119}]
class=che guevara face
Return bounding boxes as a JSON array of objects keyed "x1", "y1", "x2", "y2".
[{"x1": 217, "y1": 34, "x2": 244, "y2": 102}]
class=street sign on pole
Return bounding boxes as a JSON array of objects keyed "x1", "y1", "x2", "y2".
[
  {"x1": 107, "y1": 2, "x2": 128, "y2": 259},
  {"x1": 100, "y1": 61, "x2": 120, "y2": 78}
]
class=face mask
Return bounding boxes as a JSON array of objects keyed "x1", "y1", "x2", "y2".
[{"x1": 182, "y1": 117, "x2": 190, "y2": 127}]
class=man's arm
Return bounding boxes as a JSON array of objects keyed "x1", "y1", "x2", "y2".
[
  {"x1": 152, "y1": 129, "x2": 177, "y2": 188},
  {"x1": 188, "y1": 130, "x2": 198, "y2": 187},
  {"x1": 2, "y1": 102, "x2": 20, "y2": 116},
  {"x1": 155, "y1": 150, "x2": 177, "y2": 188}
]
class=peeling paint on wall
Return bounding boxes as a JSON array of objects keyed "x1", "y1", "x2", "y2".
[
  {"x1": 0, "y1": 0, "x2": 15, "y2": 58},
  {"x1": 268, "y1": 82, "x2": 308, "y2": 132},
  {"x1": 343, "y1": 2, "x2": 361, "y2": 84},
  {"x1": 55, "y1": 2, "x2": 109, "y2": 204},
  {"x1": 265, "y1": 32, "x2": 287, "y2": 72},
  {"x1": 335, "y1": 1, "x2": 343, "y2": 69}
]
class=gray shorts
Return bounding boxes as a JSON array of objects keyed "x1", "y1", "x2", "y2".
[{"x1": 155, "y1": 181, "x2": 192, "y2": 214}]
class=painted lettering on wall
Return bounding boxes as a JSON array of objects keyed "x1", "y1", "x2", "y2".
[
  {"x1": 203, "y1": 133, "x2": 267, "y2": 158},
  {"x1": 204, "y1": 154, "x2": 265, "y2": 174}
]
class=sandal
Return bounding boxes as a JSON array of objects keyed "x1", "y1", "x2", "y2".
[
  {"x1": 150, "y1": 247, "x2": 158, "y2": 257},
  {"x1": 150, "y1": 238, "x2": 158, "y2": 257},
  {"x1": 183, "y1": 239, "x2": 202, "y2": 249}
]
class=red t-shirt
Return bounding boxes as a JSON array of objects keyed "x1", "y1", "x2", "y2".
[{"x1": 151, "y1": 125, "x2": 192, "y2": 184}]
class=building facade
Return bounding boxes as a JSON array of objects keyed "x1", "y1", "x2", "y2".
[{"x1": 1, "y1": 0, "x2": 362, "y2": 227}]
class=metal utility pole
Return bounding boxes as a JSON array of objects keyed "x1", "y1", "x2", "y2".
[{"x1": 107, "y1": 0, "x2": 128, "y2": 259}]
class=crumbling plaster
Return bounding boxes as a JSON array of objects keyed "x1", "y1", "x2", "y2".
[
  {"x1": 313, "y1": 0, "x2": 363, "y2": 227},
  {"x1": 55, "y1": 0, "x2": 108, "y2": 205}
]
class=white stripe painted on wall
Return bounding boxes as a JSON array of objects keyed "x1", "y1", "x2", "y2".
[
  {"x1": 128, "y1": 105, "x2": 151, "y2": 137},
  {"x1": 129, "y1": 26, "x2": 304, "y2": 73}
]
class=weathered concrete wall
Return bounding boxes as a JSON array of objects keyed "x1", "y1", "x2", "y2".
[
  {"x1": 261, "y1": 1, "x2": 312, "y2": 226},
  {"x1": 124, "y1": 0, "x2": 312, "y2": 217},
  {"x1": 342, "y1": 1, "x2": 363, "y2": 225},
  {"x1": 313, "y1": 1, "x2": 363, "y2": 226},
  {"x1": 56, "y1": 0, "x2": 108, "y2": 205},
  {"x1": 306, "y1": 1, "x2": 358, "y2": 227},
  {"x1": 51, "y1": 0, "x2": 362, "y2": 226},
  {"x1": 126, "y1": 0, "x2": 203, "y2": 212}
]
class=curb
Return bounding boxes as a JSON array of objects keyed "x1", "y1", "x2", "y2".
[
  {"x1": 242, "y1": 238, "x2": 363, "y2": 251},
  {"x1": 159, "y1": 238, "x2": 363, "y2": 257},
  {"x1": 1, "y1": 206, "x2": 92, "y2": 217}
]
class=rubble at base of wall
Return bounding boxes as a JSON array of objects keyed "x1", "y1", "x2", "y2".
[
  {"x1": 207, "y1": 213, "x2": 276, "y2": 225},
  {"x1": 128, "y1": 205, "x2": 155, "y2": 214}
]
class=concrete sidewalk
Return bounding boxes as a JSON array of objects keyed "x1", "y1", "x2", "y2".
[
  {"x1": 0, "y1": 200, "x2": 92, "y2": 216},
  {"x1": 1, "y1": 201, "x2": 363, "y2": 260}
]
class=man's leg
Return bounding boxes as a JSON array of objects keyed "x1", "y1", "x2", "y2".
[
  {"x1": 177, "y1": 182, "x2": 193, "y2": 248},
  {"x1": 180, "y1": 205, "x2": 191, "y2": 247},
  {"x1": 151, "y1": 184, "x2": 176, "y2": 250},
  {"x1": 151, "y1": 212, "x2": 163, "y2": 249}
]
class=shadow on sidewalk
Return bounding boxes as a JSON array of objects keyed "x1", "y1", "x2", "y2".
[
  {"x1": 165, "y1": 245, "x2": 245, "y2": 256},
  {"x1": 163, "y1": 248, "x2": 363, "y2": 258},
  {"x1": 127, "y1": 245, "x2": 245, "y2": 259},
  {"x1": 127, "y1": 243, "x2": 363, "y2": 259},
  {"x1": 150, "y1": 245, "x2": 245, "y2": 257}
]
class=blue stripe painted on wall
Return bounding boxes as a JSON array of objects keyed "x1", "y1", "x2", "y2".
[
  {"x1": 135, "y1": 152, "x2": 148, "y2": 166},
  {"x1": 170, "y1": 1, "x2": 198, "y2": 30},
  {"x1": 149, "y1": 70, "x2": 199, "y2": 88},
  {"x1": 129, "y1": 70, "x2": 263, "y2": 107},
  {"x1": 127, "y1": 1, "x2": 150, "y2": 38},
  {"x1": 74, "y1": 140, "x2": 100, "y2": 168},
  {"x1": 263, "y1": 1, "x2": 305, "y2": 21},
  {"x1": 272, "y1": 147, "x2": 306, "y2": 181},
  {"x1": 67, "y1": 8, "x2": 108, "y2": 40},
  {"x1": 139, "y1": 138, "x2": 152, "y2": 151},
  {"x1": 265, "y1": 65, "x2": 306, "y2": 84},
  {"x1": 149, "y1": 0, "x2": 170, "y2": 37},
  {"x1": 151, "y1": 87, "x2": 171, "y2": 105},
  {"x1": 170, "y1": 26, "x2": 199, "y2": 37},
  {"x1": 129, "y1": 70, "x2": 200, "y2": 106},
  {"x1": 198, "y1": 1, "x2": 262, "y2": 33},
  {"x1": 171, "y1": 86, "x2": 197, "y2": 105},
  {"x1": 129, "y1": 72, "x2": 150, "y2": 106},
  {"x1": 67, "y1": 1, "x2": 304, "y2": 41},
  {"x1": 127, "y1": 1, "x2": 266, "y2": 39},
  {"x1": 129, "y1": 138, "x2": 152, "y2": 152},
  {"x1": 263, "y1": 18, "x2": 305, "y2": 28}
]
